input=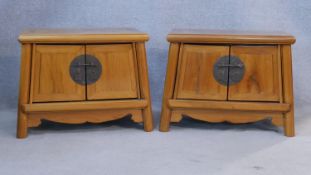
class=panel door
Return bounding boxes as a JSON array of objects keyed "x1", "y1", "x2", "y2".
[
  {"x1": 175, "y1": 44, "x2": 229, "y2": 100},
  {"x1": 86, "y1": 44, "x2": 138, "y2": 100},
  {"x1": 32, "y1": 45, "x2": 86, "y2": 102},
  {"x1": 228, "y1": 46, "x2": 280, "y2": 101}
]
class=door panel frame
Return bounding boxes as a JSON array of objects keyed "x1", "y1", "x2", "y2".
[
  {"x1": 172, "y1": 44, "x2": 282, "y2": 102},
  {"x1": 85, "y1": 43, "x2": 139, "y2": 100},
  {"x1": 30, "y1": 44, "x2": 86, "y2": 103},
  {"x1": 228, "y1": 45, "x2": 280, "y2": 102},
  {"x1": 174, "y1": 44, "x2": 230, "y2": 100}
]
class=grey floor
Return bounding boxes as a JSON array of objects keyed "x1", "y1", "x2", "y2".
[{"x1": 1, "y1": 106, "x2": 311, "y2": 175}]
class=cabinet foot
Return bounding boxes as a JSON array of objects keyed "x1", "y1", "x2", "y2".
[
  {"x1": 142, "y1": 108, "x2": 153, "y2": 132},
  {"x1": 17, "y1": 112, "x2": 28, "y2": 139},
  {"x1": 159, "y1": 107, "x2": 171, "y2": 132},
  {"x1": 283, "y1": 111, "x2": 295, "y2": 137}
]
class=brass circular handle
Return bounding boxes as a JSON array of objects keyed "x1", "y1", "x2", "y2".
[
  {"x1": 70, "y1": 54, "x2": 102, "y2": 85},
  {"x1": 213, "y1": 56, "x2": 245, "y2": 86}
]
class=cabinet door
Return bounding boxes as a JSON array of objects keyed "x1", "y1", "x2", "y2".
[
  {"x1": 86, "y1": 44, "x2": 138, "y2": 100},
  {"x1": 228, "y1": 46, "x2": 280, "y2": 101},
  {"x1": 32, "y1": 45, "x2": 86, "y2": 102},
  {"x1": 175, "y1": 44, "x2": 229, "y2": 100}
]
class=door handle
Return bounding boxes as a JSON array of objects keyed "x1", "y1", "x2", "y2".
[
  {"x1": 216, "y1": 63, "x2": 244, "y2": 68},
  {"x1": 213, "y1": 56, "x2": 245, "y2": 86},
  {"x1": 75, "y1": 63, "x2": 97, "y2": 67},
  {"x1": 70, "y1": 55, "x2": 102, "y2": 85}
]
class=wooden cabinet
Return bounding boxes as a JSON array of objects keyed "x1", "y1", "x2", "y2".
[
  {"x1": 160, "y1": 29, "x2": 296, "y2": 137},
  {"x1": 17, "y1": 29, "x2": 153, "y2": 138}
]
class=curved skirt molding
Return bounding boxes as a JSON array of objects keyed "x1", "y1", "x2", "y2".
[
  {"x1": 28, "y1": 110, "x2": 143, "y2": 127},
  {"x1": 170, "y1": 110, "x2": 283, "y2": 126}
]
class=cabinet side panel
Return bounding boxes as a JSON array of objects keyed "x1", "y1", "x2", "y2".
[
  {"x1": 160, "y1": 43, "x2": 180, "y2": 131},
  {"x1": 17, "y1": 44, "x2": 32, "y2": 138},
  {"x1": 135, "y1": 42, "x2": 153, "y2": 131},
  {"x1": 132, "y1": 43, "x2": 141, "y2": 98},
  {"x1": 282, "y1": 45, "x2": 295, "y2": 136},
  {"x1": 18, "y1": 44, "x2": 32, "y2": 105}
]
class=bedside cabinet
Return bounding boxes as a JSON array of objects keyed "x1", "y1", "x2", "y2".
[
  {"x1": 160, "y1": 29, "x2": 296, "y2": 137},
  {"x1": 17, "y1": 28, "x2": 153, "y2": 138}
]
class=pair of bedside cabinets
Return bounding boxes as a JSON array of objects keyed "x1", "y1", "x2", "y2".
[{"x1": 17, "y1": 28, "x2": 296, "y2": 138}]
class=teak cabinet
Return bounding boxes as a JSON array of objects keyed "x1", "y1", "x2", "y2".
[
  {"x1": 17, "y1": 29, "x2": 153, "y2": 138},
  {"x1": 160, "y1": 29, "x2": 296, "y2": 137}
]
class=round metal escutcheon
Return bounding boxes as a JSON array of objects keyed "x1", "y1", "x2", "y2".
[
  {"x1": 228, "y1": 56, "x2": 245, "y2": 86},
  {"x1": 70, "y1": 55, "x2": 86, "y2": 85},
  {"x1": 69, "y1": 55, "x2": 102, "y2": 85},
  {"x1": 213, "y1": 56, "x2": 245, "y2": 86},
  {"x1": 213, "y1": 56, "x2": 229, "y2": 86}
]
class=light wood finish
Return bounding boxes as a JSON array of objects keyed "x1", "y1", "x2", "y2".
[
  {"x1": 228, "y1": 46, "x2": 280, "y2": 101},
  {"x1": 32, "y1": 45, "x2": 86, "y2": 102},
  {"x1": 167, "y1": 29, "x2": 296, "y2": 44},
  {"x1": 17, "y1": 29, "x2": 153, "y2": 138},
  {"x1": 168, "y1": 100, "x2": 290, "y2": 112},
  {"x1": 172, "y1": 44, "x2": 184, "y2": 99},
  {"x1": 161, "y1": 30, "x2": 295, "y2": 136},
  {"x1": 19, "y1": 28, "x2": 149, "y2": 43},
  {"x1": 23, "y1": 100, "x2": 147, "y2": 113},
  {"x1": 136, "y1": 43, "x2": 153, "y2": 131},
  {"x1": 17, "y1": 44, "x2": 32, "y2": 138},
  {"x1": 159, "y1": 43, "x2": 180, "y2": 132},
  {"x1": 28, "y1": 110, "x2": 142, "y2": 127},
  {"x1": 175, "y1": 45, "x2": 229, "y2": 100},
  {"x1": 171, "y1": 110, "x2": 283, "y2": 124},
  {"x1": 282, "y1": 45, "x2": 295, "y2": 137},
  {"x1": 86, "y1": 44, "x2": 138, "y2": 100},
  {"x1": 132, "y1": 43, "x2": 141, "y2": 98},
  {"x1": 272, "y1": 117, "x2": 283, "y2": 127},
  {"x1": 277, "y1": 45, "x2": 284, "y2": 103}
]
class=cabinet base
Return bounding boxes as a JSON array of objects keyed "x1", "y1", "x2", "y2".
[
  {"x1": 170, "y1": 110, "x2": 283, "y2": 126},
  {"x1": 160, "y1": 108, "x2": 294, "y2": 137},
  {"x1": 17, "y1": 109, "x2": 152, "y2": 139}
]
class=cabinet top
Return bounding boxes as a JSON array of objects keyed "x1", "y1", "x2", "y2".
[
  {"x1": 167, "y1": 29, "x2": 296, "y2": 44},
  {"x1": 19, "y1": 28, "x2": 149, "y2": 43}
]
